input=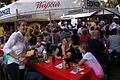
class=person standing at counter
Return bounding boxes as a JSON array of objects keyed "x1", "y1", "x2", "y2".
[{"x1": 3, "y1": 20, "x2": 28, "y2": 80}]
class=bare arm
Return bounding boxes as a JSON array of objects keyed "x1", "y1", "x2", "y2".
[
  {"x1": 9, "y1": 51, "x2": 27, "y2": 63},
  {"x1": 9, "y1": 51, "x2": 19, "y2": 60},
  {"x1": 66, "y1": 52, "x2": 72, "y2": 58},
  {"x1": 78, "y1": 59, "x2": 87, "y2": 66},
  {"x1": 54, "y1": 48, "x2": 61, "y2": 59},
  {"x1": 61, "y1": 45, "x2": 66, "y2": 57}
]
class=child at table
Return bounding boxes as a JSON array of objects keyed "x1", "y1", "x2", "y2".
[
  {"x1": 78, "y1": 43, "x2": 104, "y2": 80},
  {"x1": 35, "y1": 35, "x2": 47, "y2": 59},
  {"x1": 28, "y1": 34, "x2": 47, "y2": 59}
]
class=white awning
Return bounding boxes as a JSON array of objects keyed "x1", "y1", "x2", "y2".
[
  {"x1": 95, "y1": 10, "x2": 113, "y2": 15},
  {"x1": 61, "y1": 11, "x2": 96, "y2": 19},
  {"x1": 0, "y1": 0, "x2": 83, "y2": 23}
]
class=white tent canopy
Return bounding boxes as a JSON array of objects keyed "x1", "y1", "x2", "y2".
[
  {"x1": 60, "y1": 11, "x2": 96, "y2": 19},
  {"x1": 0, "y1": 0, "x2": 83, "y2": 23},
  {"x1": 95, "y1": 10, "x2": 113, "y2": 15}
]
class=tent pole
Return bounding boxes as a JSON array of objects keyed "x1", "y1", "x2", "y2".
[
  {"x1": 15, "y1": 9, "x2": 19, "y2": 31},
  {"x1": 16, "y1": 9, "x2": 19, "y2": 19},
  {"x1": 49, "y1": 11, "x2": 52, "y2": 24},
  {"x1": 103, "y1": 8, "x2": 104, "y2": 20}
]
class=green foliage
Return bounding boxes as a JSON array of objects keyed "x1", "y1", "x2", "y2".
[
  {"x1": 1, "y1": 0, "x2": 11, "y2": 5},
  {"x1": 0, "y1": 0, "x2": 17, "y2": 8},
  {"x1": 117, "y1": 0, "x2": 120, "y2": 4},
  {"x1": 102, "y1": 0, "x2": 119, "y2": 8}
]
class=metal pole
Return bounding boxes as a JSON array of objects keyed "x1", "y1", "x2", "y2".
[
  {"x1": 49, "y1": 11, "x2": 52, "y2": 24},
  {"x1": 15, "y1": 9, "x2": 19, "y2": 31},
  {"x1": 0, "y1": 1, "x2": 1, "y2": 8},
  {"x1": 103, "y1": 8, "x2": 104, "y2": 20},
  {"x1": 16, "y1": 9, "x2": 19, "y2": 20}
]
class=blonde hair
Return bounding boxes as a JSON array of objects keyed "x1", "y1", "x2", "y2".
[
  {"x1": 82, "y1": 28, "x2": 89, "y2": 35},
  {"x1": 79, "y1": 42, "x2": 89, "y2": 51},
  {"x1": 63, "y1": 36, "x2": 71, "y2": 44},
  {"x1": 91, "y1": 30, "x2": 100, "y2": 39}
]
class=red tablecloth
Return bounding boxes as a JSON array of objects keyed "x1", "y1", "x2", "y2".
[
  {"x1": 31, "y1": 59, "x2": 97, "y2": 80},
  {"x1": 0, "y1": 49, "x2": 4, "y2": 55}
]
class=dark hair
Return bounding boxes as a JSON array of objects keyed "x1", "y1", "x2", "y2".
[
  {"x1": 63, "y1": 28, "x2": 69, "y2": 32},
  {"x1": 82, "y1": 28, "x2": 88, "y2": 35},
  {"x1": 53, "y1": 29, "x2": 58, "y2": 33},
  {"x1": 35, "y1": 26, "x2": 39, "y2": 30},
  {"x1": 110, "y1": 29, "x2": 117, "y2": 35},
  {"x1": 90, "y1": 27, "x2": 94, "y2": 31},
  {"x1": 16, "y1": 20, "x2": 27, "y2": 27},
  {"x1": 63, "y1": 36, "x2": 71, "y2": 43},
  {"x1": 72, "y1": 29, "x2": 77, "y2": 34},
  {"x1": 37, "y1": 34, "x2": 43, "y2": 39}
]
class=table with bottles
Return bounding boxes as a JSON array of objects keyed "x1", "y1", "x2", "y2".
[{"x1": 31, "y1": 57, "x2": 97, "y2": 80}]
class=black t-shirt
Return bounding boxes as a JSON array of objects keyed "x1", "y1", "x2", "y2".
[
  {"x1": 57, "y1": 44, "x2": 82, "y2": 63},
  {"x1": 28, "y1": 35, "x2": 37, "y2": 46},
  {"x1": 71, "y1": 34, "x2": 80, "y2": 45}
]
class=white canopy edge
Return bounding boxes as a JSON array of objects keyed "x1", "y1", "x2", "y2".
[
  {"x1": 60, "y1": 11, "x2": 96, "y2": 19},
  {"x1": 0, "y1": 0, "x2": 83, "y2": 23},
  {"x1": 95, "y1": 10, "x2": 113, "y2": 15}
]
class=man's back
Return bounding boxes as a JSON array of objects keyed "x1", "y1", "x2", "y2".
[
  {"x1": 109, "y1": 35, "x2": 120, "y2": 53},
  {"x1": 87, "y1": 39, "x2": 106, "y2": 64}
]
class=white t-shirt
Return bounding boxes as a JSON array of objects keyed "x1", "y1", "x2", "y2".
[
  {"x1": 3, "y1": 31, "x2": 26, "y2": 65},
  {"x1": 35, "y1": 41, "x2": 46, "y2": 54},
  {"x1": 108, "y1": 35, "x2": 120, "y2": 52},
  {"x1": 36, "y1": 45, "x2": 45, "y2": 54},
  {"x1": 110, "y1": 22, "x2": 119, "y2": 30},
  {"x1": 77, "y1": 27, "x2": 82, "y2": 34},
  {"x1": 82, "y1": 52, "x2": 104, "y2": 77}
]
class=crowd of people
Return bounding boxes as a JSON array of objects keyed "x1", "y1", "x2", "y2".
[{"x1": 0, "y1": 18, "x2": 120, "y2": 80}]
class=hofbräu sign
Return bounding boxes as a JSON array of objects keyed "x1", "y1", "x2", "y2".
[
  {"x1": 0, "y1": 8, "x2": 11, "y2": 17},
  {"x1": 36, "y1": 1, "x2": 60, "y2": 9}
]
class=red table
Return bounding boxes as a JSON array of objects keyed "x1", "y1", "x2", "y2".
[
  {"x1": 31, "y1": 59, "x2": 97, "y2": 80},
  {"x1": 0, "y1": 49, "x2": 4, "y2": 55}
]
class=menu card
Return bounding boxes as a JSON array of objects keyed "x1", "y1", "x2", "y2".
[{"x1": 55, "y1": 63, "x2": 62, "y2": 69}]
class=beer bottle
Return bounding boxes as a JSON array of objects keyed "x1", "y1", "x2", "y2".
[
  {"x1": 62, "y1": 58, "x2": 66, "y2": 69},
  {"x1": 52, "y1": 54, "x2": 55, "y2": 63},
  {"x1": 65, "y1": 58, "x2": 70, "y2": 69}
]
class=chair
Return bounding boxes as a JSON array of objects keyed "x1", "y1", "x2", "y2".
[{"x1": 108, "y1": 50, "x2": 120, "y2": 65}]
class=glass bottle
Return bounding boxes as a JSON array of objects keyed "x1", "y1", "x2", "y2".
[
  {"x1": 62, "y1": 58, "x2": 66, "y2": 69},
  {"x1": 65, "y1": 58, "x2": 70, "y2": 69},
  {"x1": 52, "y1": 54, "x2": 55, "y2": 63}
]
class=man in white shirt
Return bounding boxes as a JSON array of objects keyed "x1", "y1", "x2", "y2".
[
  {"x1": 108, "y1": 27, "x2": 120, "y2": 53},
  {"x1": 3, "y1": 20, "x2": 28, "y2": 80}
]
